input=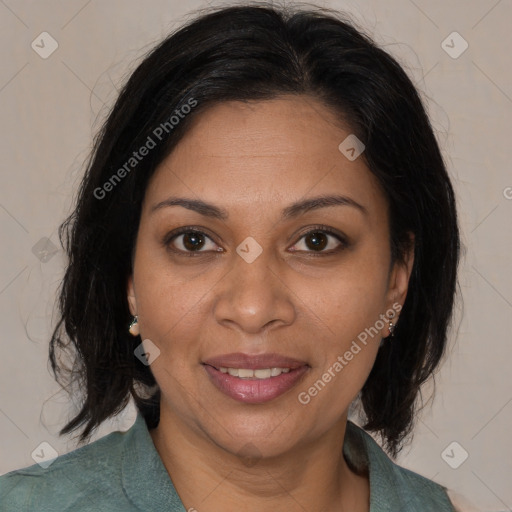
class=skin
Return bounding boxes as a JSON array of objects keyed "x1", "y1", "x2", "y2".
[{"x1": 126, "y1": 95, "x2": 414, "y2": 512}]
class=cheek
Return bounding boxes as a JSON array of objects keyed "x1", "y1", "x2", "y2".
[
  {"x1": 297, "y1": 275, "x2": 385, "y2": 422},
  {"x1": 296, "y1": 250, "x2": 390, "y2": 340},
  {"x1": 132, "y1": 243, "x2": 209, "y2": 356},
  {"x1": 299, "y1": 346, "x2": 378, "y2": 433},
  {"x1": 292, "y1": 247, "x2": 388, "y2": 408}
]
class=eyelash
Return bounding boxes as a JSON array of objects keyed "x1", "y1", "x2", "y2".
[{"x1": 162, "y1": 225, "x2": 349, "y2": 258}]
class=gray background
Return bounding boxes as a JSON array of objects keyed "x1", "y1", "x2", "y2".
[{"x1": 1, "y1": 1, "x2": 511, "y2": 511}]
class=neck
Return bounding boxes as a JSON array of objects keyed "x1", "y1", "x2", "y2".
[{"x1": 149, "y1": 403, "x2": 370, "y2": 512}]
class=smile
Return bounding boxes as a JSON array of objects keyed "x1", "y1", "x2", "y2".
[{"x1": 202, "y1": 363, "x2": 310, "y2": 403}]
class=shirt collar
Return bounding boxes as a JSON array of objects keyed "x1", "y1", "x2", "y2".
[
  {"x1": 121, "y1": 410, "x2": 444, "y2": 511},
  {"x1": 344, "y1": 420, "x2": 402, "y2": 511},
  {"x1": 121, "y1": 411, "x2": 185, "y2": 511},
  {"x1": 345, "y1": 421, "x2": 453, "y2": 511}
]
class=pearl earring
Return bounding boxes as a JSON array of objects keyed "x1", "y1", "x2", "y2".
[{"x1": 129, "y1": 315, "x2": 139, "y2": 336}]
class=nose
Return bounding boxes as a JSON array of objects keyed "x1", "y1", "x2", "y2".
[{"x1": 212, "y1": 246, "x2": 296, "y2": 335}]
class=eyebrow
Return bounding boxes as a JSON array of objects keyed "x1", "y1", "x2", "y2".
[{"x1": 150, "y1": 194, "x2": 368, "y2": 219}]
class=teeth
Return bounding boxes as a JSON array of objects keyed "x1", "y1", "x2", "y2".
[
  {"x1": 219, "y1": 367, "x2": 292, "y2": 379},
  {"x1": 254, "y1": 369, "x2": 271, "y2": 379}
]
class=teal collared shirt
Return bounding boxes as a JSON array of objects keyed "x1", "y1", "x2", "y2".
[{"x1": 0, "y1": 411, "x2": 455, "y2": 511}]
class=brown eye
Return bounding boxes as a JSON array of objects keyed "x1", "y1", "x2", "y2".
[
  {"x1": 290, "y1": 228, "x2": 348, "y2": 254},
  {"x1": 165, "y1": 228, "x2": 221, "y2": 254},
  {"x1": 304, "y1": 231, "x2": 329, "y2": 251},
  {"x1": 182, "y1": 232, "x2": 206, "y2": 251}
]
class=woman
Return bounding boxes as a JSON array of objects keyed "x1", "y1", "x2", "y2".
[{"x1": 0, "y1": 3, "x2": 463, "y2": 511}]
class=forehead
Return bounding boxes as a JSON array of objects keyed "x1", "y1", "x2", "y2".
[{"x1": 143, "y1": 96, "x2": 386, "y2": 220}]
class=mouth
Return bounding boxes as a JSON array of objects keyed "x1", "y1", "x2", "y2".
[
  {"x1": 205, "y1": 366, "x2": 297, "y2": 379},
  {"x1": 201, "y1": 353, "x2": 310, "y2": 404}
]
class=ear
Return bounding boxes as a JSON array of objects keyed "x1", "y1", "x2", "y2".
[
  {"x1": 127, "y1": 274, "x2": 137, "y2": 316},
  {"x1": 386, "y1": 233, "x2": 415, "y2": 310}
]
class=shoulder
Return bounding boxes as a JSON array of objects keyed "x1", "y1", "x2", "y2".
[
  {"x1": 346, "y1": 421, "x2": 456, "y2": 512},
  {"x1": 446, "y1": 489, "x2": 481, "y2": 512},
  {"x1": 0, "y1": 425, "x2": 135, "y2": 512}
]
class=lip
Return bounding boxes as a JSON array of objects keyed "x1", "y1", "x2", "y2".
[
  {"x1": 201, "y1": 352, "x2": 310, "y2": 404},
  {"x1": 203, "y1": 363, "x2": 310, "y2": 404},
  {"x1": 202, "y1": 352, "x2": 308, "y2": 370}
]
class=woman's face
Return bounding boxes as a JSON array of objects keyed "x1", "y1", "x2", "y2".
[{"x1": 127, "y1": 95, "x2": 412, "y2": 458}]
